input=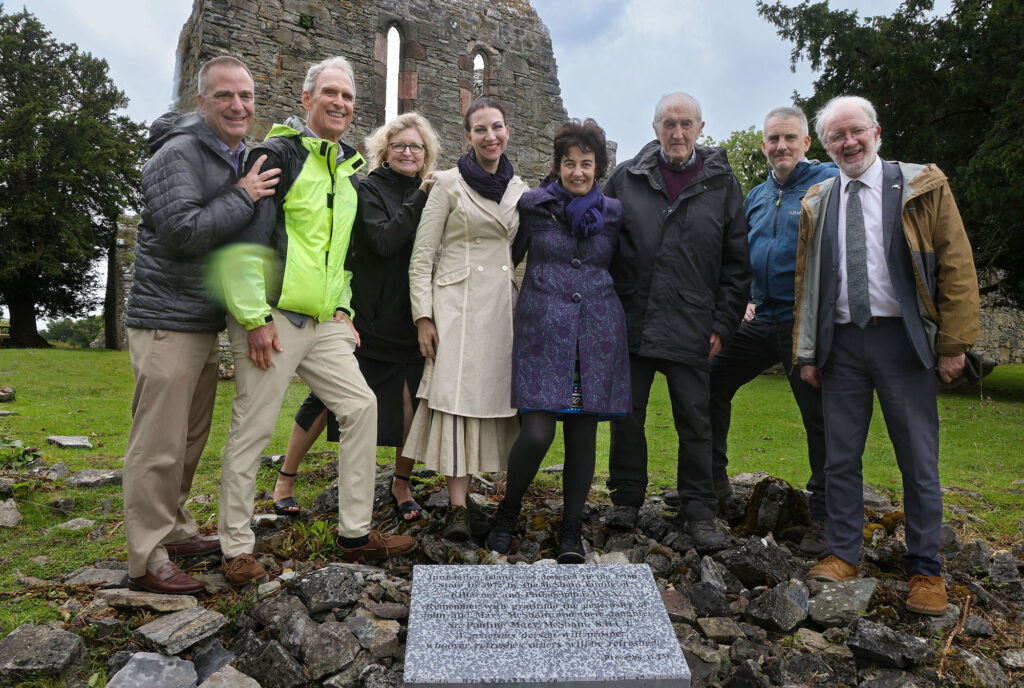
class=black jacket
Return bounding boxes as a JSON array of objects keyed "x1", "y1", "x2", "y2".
[
  {"x1": 126, "y1": 112, "x2": 254, "y2": 332},
  {"x1": 604, "y1": 141, "x2": 750, "y2": 367},
  {"x1": 350, "y1": 166, "x2": 428, "y2": 363}
]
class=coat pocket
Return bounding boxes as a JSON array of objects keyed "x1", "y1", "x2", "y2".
[
  {"x1": 678, "y1": 287, "x2": 714, "y2": 310},
  {"x1": 435, "y1": 265, "x2": 471, "y2": 287}
]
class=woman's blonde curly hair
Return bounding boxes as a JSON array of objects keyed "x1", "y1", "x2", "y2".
[{"x1": 364, "y1": 112, "x2": 441, "y2": 178}]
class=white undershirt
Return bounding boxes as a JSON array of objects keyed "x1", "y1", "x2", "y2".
[{"x1": 834, "y1": 155, "x2": 901, "y2": 323}]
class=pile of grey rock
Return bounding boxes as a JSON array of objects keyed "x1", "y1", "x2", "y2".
[{"x1": 1, "y1": 470, "x2": 1022, "y2": 687}]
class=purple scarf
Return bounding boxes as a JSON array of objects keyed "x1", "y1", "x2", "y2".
[
  {"x1": 457, "y1": 150, "x2": 514, "y2": 203},
  {"x1": 546, "y1": 179, "x2": 606, "y2": 239}
]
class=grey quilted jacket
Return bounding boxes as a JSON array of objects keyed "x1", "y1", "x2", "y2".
[{"x1": 125, "y1": 112, "x2": 254, "y2": 332}]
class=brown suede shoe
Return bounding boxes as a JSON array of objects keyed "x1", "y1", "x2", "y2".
[
  {"x1": 129, "y1": 561, "x2": 205, "y2": 595},
  {"x1": 806, "y1": 554, "x2": 859, "y2": 582},
  {"x1": 336, "y1": 530, "x2": 417, "y2": 563},
  {"x1": 164, "y1": 534, "x2": 221, "y2": 557},
  {"x1": 222, "y1": 553, "x2": 269, "y2": 587},
  {"x1": 907, "y1": 574, "x2": 947, "y2": 615}
]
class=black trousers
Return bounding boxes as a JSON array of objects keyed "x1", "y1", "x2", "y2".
[
  {"x1": 608, "y1": 354, "x2": 716, "y2": 521},
  {"x1": 708, "y1": 318, "x2": 827, "y2": 520},
  {"x1": 502, "y1": 412, "x2": 599, "y2": 525}
]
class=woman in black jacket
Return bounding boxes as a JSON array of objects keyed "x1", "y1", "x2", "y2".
[{"x1": 272, "y1": 112, "x2": 440, "y2": 521}]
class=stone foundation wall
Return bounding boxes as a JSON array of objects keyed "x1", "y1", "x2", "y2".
[
  {"x1": 174, "y1": 0, "x2": 570, "y2": 185},
  {"x1": 975, "y1": 293, "x2": 1024, "y2": 365}
]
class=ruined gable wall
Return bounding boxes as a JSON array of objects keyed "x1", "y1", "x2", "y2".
[{"x1": 174, "y1": 0, "x2": 569, "y2": 184}]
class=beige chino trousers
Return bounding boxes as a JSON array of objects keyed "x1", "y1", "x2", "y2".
[
  {"x1": 123, "y1": 328, "x2": 220, "y2": 578},
  {"x1": 218, "y1": 309, "x2": 377, "y2": 558}
]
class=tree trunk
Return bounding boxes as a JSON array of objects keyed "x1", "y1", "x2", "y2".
[
  {"x1": 6, "y1": 289, "x2": 50, "y2": 348},
  {"x1": 103, "y1": 222, "x2": 120, "y2": 350}
]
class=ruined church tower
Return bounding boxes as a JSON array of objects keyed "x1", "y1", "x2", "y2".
[{"x1": 174, "y1": 0, "x2": 569, "y2": 184}]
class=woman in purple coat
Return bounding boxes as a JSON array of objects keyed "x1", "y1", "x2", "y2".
[{"x1": 487, "y1": 119, "x2": 630, "y2": 563}]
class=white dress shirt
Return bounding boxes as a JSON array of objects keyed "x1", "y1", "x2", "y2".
[{"x1": 834, "y1": 155, "x2": 902, "y2": 323}]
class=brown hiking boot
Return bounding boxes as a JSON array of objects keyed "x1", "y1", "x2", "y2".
[
  {"x1": 806, "y1": 554, "x2": 858, "y2": 582},
  {"x1": 906, "y1": 574, "x2": 947, "y2": 615},
  {"x1": 336, "y1": 530, "x2": 417, "y2": 563},
  {"x1": 222, "y1": 553, "x2": 269, "y2": 587}
]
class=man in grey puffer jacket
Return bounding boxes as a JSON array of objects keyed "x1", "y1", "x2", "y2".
[{"x1": 122, "y1": 56, "x2": 280, "y2": 594}]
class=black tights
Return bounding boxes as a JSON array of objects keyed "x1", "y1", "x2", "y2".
[{"x1": 503, "y1": 412, "x2": 599, "y2": 524}]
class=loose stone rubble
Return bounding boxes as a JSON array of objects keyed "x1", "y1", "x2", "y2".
[{"x1": 0, "y1": 470, "x2": 1021, "y2": 687}]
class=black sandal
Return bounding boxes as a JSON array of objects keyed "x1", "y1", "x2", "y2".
[
  {"x1": 273, "y1": 469, "x2": 301, "y2": 516},
  {"x1": 391, "y1": 474, "x2": 423, "y2": 521}
]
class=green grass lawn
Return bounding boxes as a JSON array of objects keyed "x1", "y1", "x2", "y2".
[{"x1": 1, "y1": 348, "x2": 1022, "y2": 633}]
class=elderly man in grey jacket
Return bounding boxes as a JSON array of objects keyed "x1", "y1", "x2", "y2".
[{"x1": 122, "y1": 56, "x2": 280, "y2": 594}]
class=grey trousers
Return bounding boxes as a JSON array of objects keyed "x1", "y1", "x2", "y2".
[{"x1": 821, "y1": 319, "x2": 942, "y2": 576}]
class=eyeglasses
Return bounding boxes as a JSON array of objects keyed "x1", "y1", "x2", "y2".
[
  {"x1": 389, "y1": 142, "x2": 424, "y2": 154},
  {"x1": 826, "y1": 127, "x2": 870, "y2": 147}
]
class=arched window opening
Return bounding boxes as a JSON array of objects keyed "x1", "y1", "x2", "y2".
[
  {"x1": 472, "y1": 53, "x2": 485, "y2": 99},
  {"x1": 385, "y1": 26, "x2": 400, "y2": 122}
]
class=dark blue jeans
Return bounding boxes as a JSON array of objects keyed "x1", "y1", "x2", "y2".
[{"x1": 709, "y1": 318, "x2": 827, "y2": 520}]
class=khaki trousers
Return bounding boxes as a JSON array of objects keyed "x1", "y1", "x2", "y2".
[
  {"x1": 123, "y1": 328, "x2": 220, "y2": 578},
  {"x1": 219, "y1": 310, "x2": 377, "y2": 558}
]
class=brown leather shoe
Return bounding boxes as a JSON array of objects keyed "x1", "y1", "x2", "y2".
[
  {"x1": 806, "y1": 554, "x2": 859, "y2": 582},
  {"x1": 164, "y1": 534, "x2": 221, "y2": 557},
  {"x1": 222, "y1": 553, "x2": 269, "y2": 587},
  {"x1": 907, "y1": 574, "x2": 947, "y2": 615},
  {"x1": 128, "y1": 561, "x2": 205, "y2": 595},
  {"x1": 336, "y1": 530, "x2": 417, "y2": 562}
]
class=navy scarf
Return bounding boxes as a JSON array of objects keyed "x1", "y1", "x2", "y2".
[
  {"x1": 546, "y1": 179, "x2": 606, "y2": 239},
  {"x1": 457, "y1": 150, "x2": 514, "y2": 203}
]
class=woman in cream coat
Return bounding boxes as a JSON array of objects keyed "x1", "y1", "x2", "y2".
[{"x1": 404, "y1": 97, "x2": 528, "y2": 540}]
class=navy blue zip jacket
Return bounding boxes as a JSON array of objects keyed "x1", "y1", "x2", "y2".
[{"x1": 744, "y1": 159, "x2": 838, "y2": 323}]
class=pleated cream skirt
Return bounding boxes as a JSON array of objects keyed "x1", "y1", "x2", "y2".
[{"x1": 402, "y1": 405, "x2": 519, "y2": 477}]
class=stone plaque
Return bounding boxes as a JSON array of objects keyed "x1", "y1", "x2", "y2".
[{"x1": 405, "y1": 564, "x2": 690, "y2": 687}]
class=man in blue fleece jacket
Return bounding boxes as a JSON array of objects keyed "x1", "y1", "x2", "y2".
[{"x1": 708, "y1": 106, "x2": 838, "y2": 556}]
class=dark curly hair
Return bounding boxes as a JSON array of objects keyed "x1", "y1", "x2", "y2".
[{"x1": 548, "y1": 118, "x2": 609, "y2": 182}]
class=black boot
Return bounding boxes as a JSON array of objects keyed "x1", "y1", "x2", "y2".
[
  {"x1": 442, "y1": 505, "x2": 471, "y2": 542},
  {"x1": 557, "y1": 518, "x2": 586, "y2": 564},
  {"x1": 485, "y1": 502, "x2": 519, "y2": 554}
]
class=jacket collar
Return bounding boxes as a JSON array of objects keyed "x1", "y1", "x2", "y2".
[
  {"x1": 769, "y1": 159, "x2": 835, "y2": 190},
  {"x1": 458, "y1": 174, "x2": 525, "y2": 227},
  {"x1": 265, "y1": 120, "x2": 366, "y2": 173},
  {"x1": 148, "y1": 111, "x2": 240, "y2": 169},
  {"x1": 625, "y1": 140, "x2": 732, "y2": 192}
]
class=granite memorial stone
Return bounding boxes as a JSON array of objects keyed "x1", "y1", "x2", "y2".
[{"x1": 405, "y1": 564, "x2": 690, "y2": 687}]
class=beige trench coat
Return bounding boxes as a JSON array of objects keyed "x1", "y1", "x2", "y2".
[{"x1": 409, "y1": 167, "x2": 528, "y2": 417}]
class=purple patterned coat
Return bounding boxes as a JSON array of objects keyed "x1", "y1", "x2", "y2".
[{"x1": 510, "y1": 185, "x2": 631, "y2": 415}]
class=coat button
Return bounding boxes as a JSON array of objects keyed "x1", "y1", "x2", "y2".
[
  {"x1": 570, "y1": 258, "x2": 582, "y2": 269},
  {"x1": 477, "y1": 265, "x2": 484, "y2": 272},
  {"x1": 474, "y1": 237, "x2": 482, "y2": 244},
  {"x1": 571, "y1": 293, "x2": 582, "y2": 303},
  {"x1": 501, "y1": 265, "x2": 508, "y2": 271}
]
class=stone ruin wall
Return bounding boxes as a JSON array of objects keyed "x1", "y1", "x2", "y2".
[
  {"x1": 173, "y1": 0, "x2": 583, "y2": 185},
  {"x1": 977, "y1": 292, "x2": 1024, "y2": 365}
]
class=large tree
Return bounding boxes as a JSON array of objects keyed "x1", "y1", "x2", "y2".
[
  {"x1": 702, "y1": 126, "x2": 771, "y2": 197},
  {"x1": 757, "y1": 0, "x2": 1024, "y2": 303},
  {"x1": 0, "y1": 7, "x2": 146, "y2": 347}
]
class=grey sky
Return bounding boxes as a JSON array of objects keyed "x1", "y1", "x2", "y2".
[{"x1": 21, "y1": 0, "x2": 949, "y2": 163}]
